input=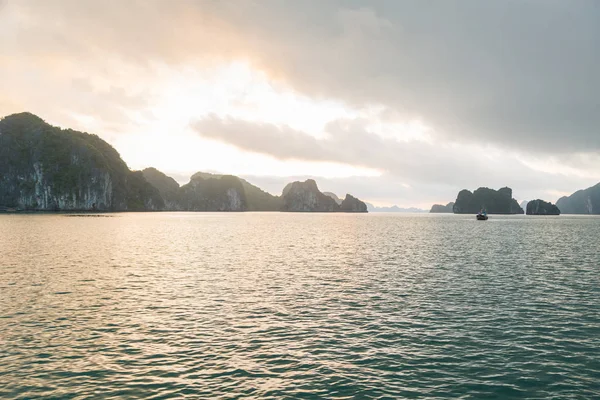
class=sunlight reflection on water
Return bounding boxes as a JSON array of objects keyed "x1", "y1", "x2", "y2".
[{"x1": 1, "y1": 213, "x2": 600, "y2": 398}]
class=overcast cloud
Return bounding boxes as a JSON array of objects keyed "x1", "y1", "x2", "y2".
[
  {"x1": 1, "y1": 0, "x2": 599, "y2": 206},
  {"x1": 192, "y1": 114, "x2": 596, "y2": 202}
]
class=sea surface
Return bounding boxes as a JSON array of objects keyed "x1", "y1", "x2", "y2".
[{"x1": 1, "y1": 213, "x2": 599, "y2": 399}]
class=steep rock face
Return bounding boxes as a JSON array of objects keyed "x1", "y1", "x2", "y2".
[
  {"x1": 238, "y1": 179, "x2": 281, "y2": 211},
  {"x1": 323, "y1": 192, "x2": 342, "y2": 205},
  {"x1": 526, "y1": 199, "x2": 560, "y2": 215},
  {"x1": 281, "y1": 179, "x2": 340, "y2": 212},
  {"x1": 430, "y1": 202, "x2": 454, "y2": 213},
  {"x1": 280, "y1": 180, "x2": 367, "y2": 213},
  {"x1": 143, "y1": 169, "x2": 282, "y2": 212},
  {"x1": 453, "y1": 187, "x2": 524, "y2": 214},
  {"x1": 124, "y1": 171, "x2": 165, "y2": 211},
  {"x1": 142, "y1": 167, "x2": 181, "y2": 209},
  {"x1": 339, "y1": 194, "x2": 367, "y2": 212},
  {"x1": 186, "y1": 172, "x2": 281, "y2": 211},
  {"x1": 0, "y1": 112, "x2": 163, "y2": 211},
  {"x1": 556, "y1": 183, "x2": 600, "y2": 214},
  {"x1": 178, "y1": 174, "x2": 248, "y2": 211},
  {"x1": 0, "y1": 112, "x2": 371, "y2": 213}
]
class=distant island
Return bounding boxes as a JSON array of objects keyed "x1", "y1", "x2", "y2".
[
  {"x1": 0, "y1": 112, "x2": 367, "y2": 213},
  {"x1": 281, "y1": 180, "x2": 367, "y2": 212},
  {"x1": 429, "y1": 187, "x2": 524, "y2": 215},
  {"x1": 430, "y1": 189, "x2": 577, "y2": 216},
  {"x1": 556, "y1": 183, "x2": 600, "y2": 214},
  {"x1": 4, "y1": 112, "x2": 600, "y2": 216},
  {"x1": 452, "y1": 187, "x2": 524, "y2": 214},
  {"x1": 366, "y1": 203, "x2": 427, "y2": 213},
  {"x1": 429, "y1": 202, "x2": 454, "y2": 213},
  {"x1": 526, "y1": 199, "x2": 560, "y2": 215}
]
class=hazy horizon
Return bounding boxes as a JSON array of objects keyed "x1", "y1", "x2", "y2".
[{"x1": 2, "y1": 0, "x2": 599, "y2": 208}]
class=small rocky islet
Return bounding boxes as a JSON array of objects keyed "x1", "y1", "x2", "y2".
[
  {"x1": 0, "y1": 112, "x2": 367, "y2": 213},
  {"x1": 2, "y1": 112, "x2": 599, "y2": 215},
  {"x1": 452, "y1": 187, "x2": 524, "y2": 214},
  {"x1": 526, "y1": 199, "x2": 560, "y2": 215},
  {"x1": 430, "y1": 188, "x2": 565, "y2": 216},
  {"x1": 429, "y1": 202, "x2": 454, "y2": 213}
]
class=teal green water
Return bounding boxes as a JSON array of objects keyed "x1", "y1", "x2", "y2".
[{"x1": 1, "y1": 213, "x2": 599, "y2": 399}]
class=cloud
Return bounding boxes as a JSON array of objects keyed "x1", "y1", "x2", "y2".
[
  {"x1": 192, "y1": 115, "x2": 334, "y2": 163},
  {"x1": 2, "y1": 0, "x2": 600, "y2": 205},
  {"x1": 191, "y1": 114, "x2": 596, "y2": 202},
  {"x1": 3, "y1": 0, "x2": 600, "y2": 154},
  {"x1": 180, "y1": 1, "x2": 600, "y2": 154}
]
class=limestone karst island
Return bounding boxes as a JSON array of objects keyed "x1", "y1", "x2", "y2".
[
  {"x1": 2, "y1": 112, "x2": 600, "y2": 215},
  {"x1": 0, "y1": 113, "x2": 367, "y2": 213}
]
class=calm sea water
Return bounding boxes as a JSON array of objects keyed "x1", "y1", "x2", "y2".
[{"x1": 1, "y1": 213, "x2": 599, "y2": 399}]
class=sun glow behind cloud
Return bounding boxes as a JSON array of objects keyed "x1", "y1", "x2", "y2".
[
  {"x1": 517, "y1": 154, "x2": 600, "y2": 180},
  {"x1": 3, "y1": 0, "x2": 600, "y2": 206},
  {"x1": 148, "y1": 62, "x2": 358, "y2": 134},
  {"x1": 43, "y1": 58, "x2": 596, "y2": 202},
  {"x1": 106, "y1": 61, "x2": 382, "y2": 183}
]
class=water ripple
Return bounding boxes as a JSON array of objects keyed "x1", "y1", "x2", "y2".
[{"x1": 1, "y1": 213, "x2": 600, "y2": 398}]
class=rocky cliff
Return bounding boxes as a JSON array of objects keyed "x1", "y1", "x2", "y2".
[
  {"x1": 236, "y1": 177, "x2": 282, "y2": 212},
  {"x1": 1, "y1": 112, "x2": 369, "y2": 213},
  {"x1": 453, "y1": 187, "x2": 523, "y2": 214},
  {"x1": 323, "y1": 192, "x2": 343, "y2": 205},
  {"x1": 556, "y1": 183, "x2": 600, "y2": 214},
  {"x1": 181, "y1": 172, "x2": 282, "y2": 211},
  {"x1": 339, "y1": 194, "x2": 368, "y2": 212},
  {"x1": 281, "y1": 179, "x2": 340, "y2": 212},
  {"x1": 142, "y1": 167, "x2": 180, "y2": 209},
  {"x1": 178, "y1": 174, "x2": 248, "y2": 211},
  {"x1": 280, "y1": 180, "x2": 367, "y2": 212},
  {"x1": 526, "y1": 199, "x2": 560, "y2": 215},
  {"x1": 430, "y1": 202, "x2": 454, "y2": 213},
  {"x1": 142, "y1": 169, "x2": 284, "y2": 212},
  {"x1": 0, "y1": 112, "x2": 163, "y2": 211}
]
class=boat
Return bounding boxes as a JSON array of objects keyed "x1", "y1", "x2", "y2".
[{"x1": 476, "y1": 209, "x2": 488, "y2": 220}]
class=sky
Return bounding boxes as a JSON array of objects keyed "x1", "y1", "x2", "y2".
[{"x1": 1, "y1": 0, "x2": 599, "y2": 208}]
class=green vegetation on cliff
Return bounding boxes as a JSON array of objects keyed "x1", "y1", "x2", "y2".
[
  {"x1": 178, "y1": 174, "x2": 248, "y2": 211},
  {"x1": 142, "y1": 167, "x2": 180, "y2": 208},
  {"x1": 281, "y1": 179, "x2": 366, "y2": 212},
  {"x1": 0, "y1": 112, "x2": 162, "y2": 211},
  {"x1": 0, "y1": 112, "x2": 371, "y2": 213},
  {"x1": 237, "y1": 179, "x2": 282, "y2": 211},
  {"x1": 185, "y1": 172, "x2": 282, "y2": 211},
  {"x1": 125, "y1": 171, "x2": 165, "y2": 211},
  {"x1": 142, "y1": 169, "x2": 283, "y2": 211},
  {"x1": 142, "y1": 168, "x2": 179, "y2": 197},
  {"x1": 453, "y1": 187, "x2": 523, "y2": 214},
  {"x1": 281, "y1": 179, "x2": 339, "y2": 212}
]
